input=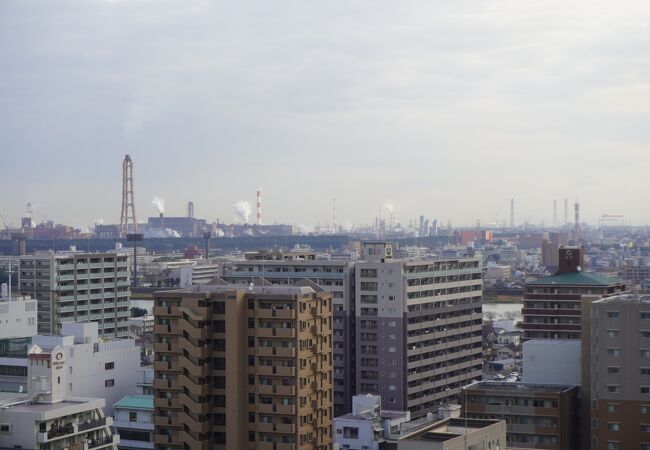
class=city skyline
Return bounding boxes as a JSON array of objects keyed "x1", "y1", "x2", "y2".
[{"x1": 1, "y1": 0, "x2": 649, "y2": 227}]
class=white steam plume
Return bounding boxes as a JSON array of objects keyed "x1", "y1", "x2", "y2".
[
  {"x1": 152, "y1": 197, "x2": 165, "y2": 214},
  {"x1": 233, "y1": 201, "x2": 252, "y2": 223},
  {"x1": 383, "y1": 203, "x2": 394, "y2": 214}
]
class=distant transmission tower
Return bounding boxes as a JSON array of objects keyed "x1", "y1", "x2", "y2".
[{"x1": 119, "y1": 155, "x2": 138, "y2": 237}]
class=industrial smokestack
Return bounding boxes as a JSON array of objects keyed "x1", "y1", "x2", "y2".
[
  {"x1": 160, "y1": 212, "x2": 164, "y2": 232},
  {"x1": 188, "y1": 201, "x2": 194, "y2": 219},
  {"x1": 574, "y1": 202, "x2": 581, "y2": 243},
  {"x1": 256, "y1": 189, "x2": 262, "y2": 225},
  {"x1": 553, "y1": 199, "x2": 558, "y2": 227},
  {"x1": 510, "y1": 198, "x2": 514, "y2": 228}
]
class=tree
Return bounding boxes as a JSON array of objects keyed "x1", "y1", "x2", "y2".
[{"x1": 131, "y1": 306, "x2": 148, "y2": 318}]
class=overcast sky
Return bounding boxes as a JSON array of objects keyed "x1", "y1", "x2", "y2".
[{"x1": 1, "y1": 0, "x2": 648, "y2": 229}]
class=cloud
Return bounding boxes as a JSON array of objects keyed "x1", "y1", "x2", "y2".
[{"x1": 0, "y1": 0, "x2": 648, "y2": 226}]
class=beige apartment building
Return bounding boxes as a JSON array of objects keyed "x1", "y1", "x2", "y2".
[{"x1": 153, "y1": 284, "x2": 332, "y2": 450}]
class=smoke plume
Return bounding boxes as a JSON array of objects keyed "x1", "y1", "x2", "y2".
[
  {"x1": 233, "y1": 201, "x2": 252, "y2": 223},
  {"x1": 152, "y1": 197, "x2": 165, "y2": 214}
]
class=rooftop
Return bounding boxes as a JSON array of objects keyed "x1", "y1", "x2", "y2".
[
  {"x1": 181, "y1": 284, "x2": 318, "y2": 297},
  {"x1": 528, "y1": 271, "x2": 621, "y2": 286},
  {"x1": 401, "y1": 418, "x2": 502, "y2": 442},
  {"x1": 114, "y1": 395, "x2": 153, "y2": 411},
  {"x1": 593, "y1": 294, "x2": 650, "y2": 304},
  {"x1": 464, "y1": 381, "x2": 577, "y2": 393}
]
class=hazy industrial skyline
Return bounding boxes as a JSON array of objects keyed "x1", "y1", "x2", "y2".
[{"x1": 1, "y1": 0, "x2": 648, "y2": 227}]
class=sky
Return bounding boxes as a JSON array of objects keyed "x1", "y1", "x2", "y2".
[{"x1": 1, "y1": 0, "x2": 649, "y2": 229}]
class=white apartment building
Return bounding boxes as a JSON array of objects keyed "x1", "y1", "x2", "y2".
[
  {"x1": 0, "y1": 322, "x2": 140, "y2": 415},
  {"x1": 0, "y1": 344, "x2": 118, "y2": 450}
]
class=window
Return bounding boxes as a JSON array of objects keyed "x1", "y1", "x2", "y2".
[
  {"x1": 642, "y1": 405, "x2": 650, "y2": 414},
  {"x1": 643, "y1": 387, "x2": 650, "y2": 394},
  {"x1": 607, "y1": 311, "x2": 620, "y2": 319},
  {"x1": 643, "y1": 331, "x2": 650, "y2": 338},
  {"x1": 388, "y1": 346, "x2": 396, "y2": 353},
  {"x1": 105, "y1": 379, "x2": 115, "y2": 387},
  {"x1": 607, "y1": 404, "x2": 619, "y2": 413},
  {"x1": 608, "y1": 367, "x2": 620, "y2": 375},
  {"x1": 343, "y1": 427, "x2": 359, "y2": 439},
  {"x1": 129, "y1": 412, "x2": 137, "y2": 422},
  {"x1": 643, "y1": 369, "x2": 650, "y2": 376},
  {"x1": 0, "y1": 424, "x2": 10, "y2": 433},
  {"x1": 608, "y1": 348, "x2": 621, "y2": 356},
  {"x1": 643, "y1": 350, "x2": 650, "y2": 358},
  {"x1": 607, "y1": 330, "x2": 620, "y2": 337},
  {"x1": 642, "y1": 312, "x2": 650, "y2": 320},
  {"x1": 105, "y1": 362, "x2": 115, "y2": 370},
  {"x1": 607, "y1": 423, "x2": 620, "y2": 432},
  {"x1": 606, "y1": 443, "x2": 619, "y2": 450},
  {"x1": 607, "y1": 385, "x2": 620, "y2": 394},
  {"x1": 642, "y1": 424, "x2": 650, "y2": 433}
]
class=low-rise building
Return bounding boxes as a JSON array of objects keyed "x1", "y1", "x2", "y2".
[
  {"x1": 113, "y1": 395, "x2": 154, "y2": 450},
  {"x1": 128, "y1": 315, "x2": 154, "y2": 336},
  {"x1": 333, "y1": 394, "x2": 411, "y2": 450},
  {"x1": 0, "y1": 290, "x2": 37, "y2": 347},
  {"x1": 397, "y1": 417, "x2": 505, "y2": 450},
  {"x1": 0, "y1": 322, "x2": 140, "y2": 415},
  {"x1": 0, "y1": 344, "x2": 118, "y2": 449},
  {"x1": 462, "y1": 381, "x2": 579, "y2": 450}
]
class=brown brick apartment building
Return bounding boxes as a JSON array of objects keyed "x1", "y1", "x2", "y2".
[
  {"x1": 153, "y1": 284, "x2": 332, "y2": 450},
  {"x1": 462, "y1": 381, "x2": 579, "y2": 450}
]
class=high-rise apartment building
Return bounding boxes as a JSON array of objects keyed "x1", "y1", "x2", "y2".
[
  {"x1": 522, "y1": 247, "x2": 626, "y2": 340},
  {"x1": 355, "y1": 242, "x2": 483, "y2": 417},
  {"x1": 220, "y1": 250, "x2": 354, "y2": 416},
  {"x1": 18, "y1": 251, "x2": 131, "y2": 338},
  {"x1": 583, "y1": 294, "x2": 650, "y2": 450},
  {"x1": 153, "y1": 285, "x2": 332, "y2": 450}
]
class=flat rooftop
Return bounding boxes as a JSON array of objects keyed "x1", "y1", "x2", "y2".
[
  {"x1": 402, "y1": 418, "x2": 502, "y2": 442},
  {"x1": 186, "y1": 284, "x2": 318, "y2": 297},
  {"x1": 464, "y1": 381, "x2": 577, "y2": 394},
  {"x1": 0, "y1": 396, "x2": 101, "y2": 413},
  {"x1": 114, "y1": 395, "x2": 153, "y2": 411},
  {"x1": 528, "y1": 271, "x2": 621, "y2": 286},
  {"x1": 594, "y1": 294, "x2": 650, "y2": 304}
]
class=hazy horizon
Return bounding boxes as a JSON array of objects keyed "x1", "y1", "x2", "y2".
[{"x1": 1, "y1": 0, "x2": 648, "y2": 228}]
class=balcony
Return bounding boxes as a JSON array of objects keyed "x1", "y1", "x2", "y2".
[
  {"x1": 257, "y1": 308, "x2": 296, "y2": 319},
  {"x1": 521, "y1": 308, "x2": 581, "y2": 317},
  {"x1": 88, "y1": 435, "x2": 119, "y2": 449}
]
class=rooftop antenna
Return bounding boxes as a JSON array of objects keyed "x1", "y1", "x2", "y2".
[
  {"x1": 332, "y1": 196, "x2": 337, "y2": 233},
  {"x1": 7, "y1": 261, "x2": 12, "y2": 301}
]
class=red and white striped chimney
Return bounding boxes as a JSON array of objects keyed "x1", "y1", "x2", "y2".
[{"x1": 256, "y1": 189, "x2": 262, "y2": 225}]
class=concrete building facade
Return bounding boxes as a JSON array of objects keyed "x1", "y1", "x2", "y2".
[
  {"x1": 220, "y1": 251, "x2": 354, "y2": 416},
  {"x1": 0, "y1": 322, "x2": 140, "y2": 415},
  {"x1": 463, "y1": 381, "x2": 579, "y2": 450},
  {"x1": 584, "y1": 294, "x2": 650, "y2": 450},
  {"x1": 153, "y1": 285, "x2": 333, "y2": 450},
  {"x1": 19, "y1": 250, "x2": 131, "y2": 338},
  {"x1": 354, "y1": 242, "x2": 483, "y2": 418},
  {"x1": 0, "y1": 343, "x2": 118, "y2": 450}
]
